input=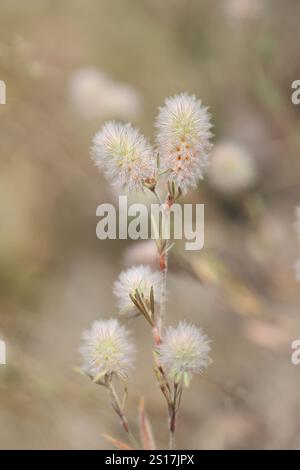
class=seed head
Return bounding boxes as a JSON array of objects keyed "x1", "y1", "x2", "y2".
[
  {"x1": 91, "y1": 121, "x2": 156, "y2": 191},
  {"x1": 157, "y1": 321, "x2": 211, "y2": 386},
  {"x1": 79, "y1": 318, "x2": 135, "y2": 381},
  {"x1": 113, "y1": 265, "x2": 161, "y2": 316},
  {"x1": 155, "y1": 93, "x2": 213, "y2": 194}
]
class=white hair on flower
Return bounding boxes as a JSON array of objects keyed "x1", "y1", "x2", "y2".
[
  {"x1": 113, "y1": 265, "x2": 161, "y2": 316},
  {"x1": 155, "y1": 93, "x2": 213, "y2": 194},
  {"x1": 157, "y1": 321, "x2": 211, "y2": 386},
  {"x1": 79, "y1": 318, "x2": 136, "y2": 380},
  {"x1": 91, "y1": 121, "x2": 156, "y2": 191}
]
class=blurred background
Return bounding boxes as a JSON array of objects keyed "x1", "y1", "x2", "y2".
[{"x1": 1, "y1": 0, "x2": 300, "y2": 450}]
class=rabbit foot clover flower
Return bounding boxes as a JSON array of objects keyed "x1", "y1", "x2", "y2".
[
  {"x1": 155, "y1": 93, "x2": 213, "y2": 194},
  {"x1": 91, "y1": 121, "x2": 156, "y2": 191},
  {"x1": 157, "y1": 321, "x2": 211, "y2": 386},
  {"x1": 208, "y1": 142, "x2": 257, "y2": 196},
  {"x1": 79, "y1": 318, "x2": 136, "y2": 382},
  {"x1": 114, "y1": 265, "x2": 161, "y2": 318}
]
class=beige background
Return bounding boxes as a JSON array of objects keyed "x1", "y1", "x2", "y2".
[{"x1": 0, "y1": 0, "x2": 300, "y2": 449}]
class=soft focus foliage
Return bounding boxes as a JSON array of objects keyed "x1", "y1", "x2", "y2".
[
  {"x1": 69, "y1": 67, "x2": 141, "y2": 121},
  {"x1": 208, "y1": 142, "x2": 257, "y2": 196}
]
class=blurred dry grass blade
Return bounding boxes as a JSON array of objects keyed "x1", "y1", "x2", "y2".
[
  {"x1": 138, "y1": 397, "x2": 156, "y2": 450},
  {"x1": 103, "y1": 434, "x2": 133, "y2": 450}
]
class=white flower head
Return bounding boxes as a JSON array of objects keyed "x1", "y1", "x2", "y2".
[
  {"x1": 79, "y1": 318, "x2": 135, "y2": 380},
  {"x1": 157, "y1": 321, "x2": 211, "y2": 386},
  {"x1": 208, "y1": 142, "x2": 257, "y2": 195},
  {"x1": 113, "y1": 265, "x2": 161, "y2": 316},
  {"x1": 91, "y1": 121, "x2": 156, "y2": 191},
  {"x1": 69, "y1": 67, "x2": 141, "y2": 121},
  {"x1": 155, "y1": 93, "x2": 213, "y2": 194}
]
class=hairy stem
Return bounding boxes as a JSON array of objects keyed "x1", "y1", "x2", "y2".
[
  {"x1": 152, "y1": 188, "x2": 163, "y2": 205},
  {"x1": 169, "y1": 406, "x2": 176, "y2": 450},
  {"x1": 158, "y1": 248, "x2": 168, "y2": 334},
  {"x1": 106, "y1": 380, "x2": 139, "y2": 449},
  {"x1": 168, "y1": 382, "x2": 182, "y2": 450}
]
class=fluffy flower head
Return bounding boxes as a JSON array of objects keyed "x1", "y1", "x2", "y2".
[
  {"x1": 113, "y1": 265, "x2": 161, "y2": 316},
  {"x1": 155, "y1": 93, "x2": 213, "y2": 194},
  {"x1": 157, "y1": 321, "x2": 211, "y2": 386},
  {"x1": 69, "y1": 67, "x2": 141, "y2": 121},
  {"x1": 208, "y1": 142, "x2": 257, "y2": 195},
  {"x1": 79, "y1": 318, "x2": 135, "y2": 380},
  {"x1": 91, "y1": 121, "x2": 156, "y2": 191}
]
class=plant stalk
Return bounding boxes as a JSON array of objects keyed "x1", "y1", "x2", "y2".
[{"x1": 106, "y1": 380, "x2": 139, "y2": 449}]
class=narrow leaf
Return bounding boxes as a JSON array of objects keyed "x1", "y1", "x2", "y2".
[
  {"x1": 103, "y1": 434, "x2": 133, "y2": 450},
  {"x1": 150, "y1": 286, "x2": 155, "y2": 317},
  {"x1": 138, "y1": 397, "x2": 156, "y2": 450}
]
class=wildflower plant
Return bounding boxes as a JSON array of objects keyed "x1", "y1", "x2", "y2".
[{"x1": 79, "y1": 93, "x2": 213, "y2": 449}]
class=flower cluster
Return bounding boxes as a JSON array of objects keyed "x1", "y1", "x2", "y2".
[
  {"x1": 91, "y1": 93, "x2": 213, "y2": 195},
  {"x1": 155, "y1": 93, "x2": 213, "y2": 194},
  {"x1": 91, "y1": 121, "x2": 156, "y2": 191},
  {"x1": 157, "y1": 321, "x2": 211, "y2": 386},
  {"x1": 113, "y1": 265, "x2": 161, "y2": 316},
  {"x1": 79, "y1": 318, "x2": 135, "y2": 381},
  {"x1": 80, "y1": 92, "x2": 214, "y2": 449}
]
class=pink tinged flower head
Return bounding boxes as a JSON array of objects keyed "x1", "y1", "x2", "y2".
[
  {"x1": 91, "y1": 121, "x2": 156, "y2": 191},
  {"x1": 155, "y1": 93, "x2": 213, "y2": 194},
  {"x1": 157, "y1": 321, "x2": 212, "y2": 386},
  {"x1": 79, "y1": 318, "x2": 136, "y2": 380},
  {"x1": 113, "y1": 265, "x2": 161, "y2": 316}
]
